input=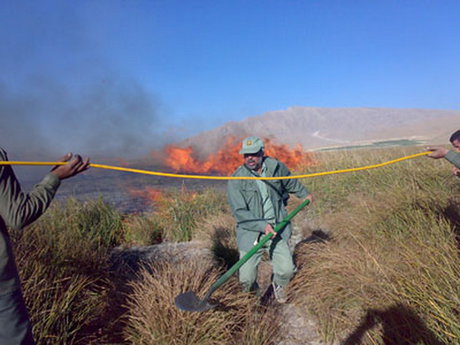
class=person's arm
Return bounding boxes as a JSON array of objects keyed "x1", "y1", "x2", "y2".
[
  {"x1": 427, "y1": 146, "x2": 460, "y2": 169},
  {"x1": 0, "y1": 150, "x2": 89, "y2": 230},
  {"x1": 444, "y1": 151, "x2": 460, "y2": 169},
  {"x1": 278, "y1": 161, "x2": 311, "y2": 199},
  {"x1": 227, "y1": 180, "x2": 268, "y2": 233}
]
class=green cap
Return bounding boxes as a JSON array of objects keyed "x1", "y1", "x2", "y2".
[{"x1": 239, "y1": 136, "x2": 264, "y2": 154}]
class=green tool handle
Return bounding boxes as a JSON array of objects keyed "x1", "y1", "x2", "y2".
[{"x1": 203, "y1": 198, "x2": 311, "y2": 300}]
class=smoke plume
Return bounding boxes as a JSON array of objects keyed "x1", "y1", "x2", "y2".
[
  {"x1": 0, "y1": 1, "x2": 170, "y2": 160},
  {"x1": 0, "y1": 77, "x2": 166, "y2": 160}
]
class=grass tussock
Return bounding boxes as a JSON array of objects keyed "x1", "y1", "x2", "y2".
[
  {"x1": 116, "y1": 187, "x2": 229, "y2": 246},
  {"x1": 195, "y1": 212, "x2": 239, "y2": 268},
  {"x1": 12, "y1": 198, "x2": 125, "y2": 345},
  {"x1": 289, "y1": 147, "x2": 460, "y2": 344},
  {"x1": 10, "y1": 145, "x2": 460, "y2": 345},
  {"x1": 147, "y1": 187, "x2": 228, "y2": 242},
  {"x1": 122, "y1": 213, "x2": 163, "y2": 246},
  {"x1": 124, "y1": 259, "x2": 281, "y2": 345}
]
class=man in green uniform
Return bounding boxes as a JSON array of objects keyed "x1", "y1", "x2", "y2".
[
  {"x1": 227, "y1": 136, "x2": 313, "y2": 303},
  {"x1": 427, "y1": 130, "x2": 460, "y2": 174},
  {"x1": 0, "y1": 148, "x2": 89, "y2": 345}
]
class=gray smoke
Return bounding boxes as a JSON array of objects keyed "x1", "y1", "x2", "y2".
[
  {"x1": 0, "y1": 1, "x2": 172, "y2": 160},
  {"x1": 0, "y1": 76, "x2": 165, "y2": 160}
]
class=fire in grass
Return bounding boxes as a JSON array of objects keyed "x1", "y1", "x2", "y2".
[{"x1": 161, "y1": 136, "x2": 317, "y2": 175}]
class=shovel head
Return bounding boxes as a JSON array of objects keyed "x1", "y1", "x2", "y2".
[{"x1": 174, "y1": 291, "x2": 216, "y2": 312}]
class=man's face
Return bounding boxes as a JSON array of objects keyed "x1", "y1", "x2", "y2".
[
  {"x1": 243, "y1": 150, "x2": 264, "y2": 171},
  {"x1": 452, "y1": 139, "x2": 460, "y2": 151}
]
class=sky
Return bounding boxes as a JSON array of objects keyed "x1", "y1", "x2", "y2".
[{"x1": 1, "y1": 0, "x2": 460, "y2": 158}]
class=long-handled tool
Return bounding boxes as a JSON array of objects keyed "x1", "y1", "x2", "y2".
[{"x1": 174, "y1": 198, "x2": 311, "y2": 312}]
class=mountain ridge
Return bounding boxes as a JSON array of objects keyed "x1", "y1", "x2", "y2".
[{"x1": 180, "y1": 107, "x2": 460, "y2": 156}]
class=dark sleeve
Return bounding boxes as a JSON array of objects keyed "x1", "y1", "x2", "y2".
[{"x1": 0, "y1": 148, "x2": 61, "y2": 230}]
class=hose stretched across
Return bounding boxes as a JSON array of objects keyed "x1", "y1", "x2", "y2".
[{"x1": 0, "y1": 151, "x2": 430, "y2": 181}]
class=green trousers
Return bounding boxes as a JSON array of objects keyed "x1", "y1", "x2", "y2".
[{"x1": 238, "y1": 236, "x2": 295, "y2": 292}]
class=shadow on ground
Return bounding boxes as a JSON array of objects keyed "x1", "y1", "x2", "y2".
[
  {"x1": 211, "y1": 226, "x2": 239, "y2": 269},
  {"x1": 439, "y1": 198, "x2": 460, "y2": 250},
  {"x1": 296, "y1": 229, "x2": 331, "y2": 246},
  {"x1": 341, "y1": 303, "x2": 444, "y2": 345}
]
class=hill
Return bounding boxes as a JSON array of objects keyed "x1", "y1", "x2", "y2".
[{"x1": 181, "y1": 107, "x2": 460, "y2": 156}]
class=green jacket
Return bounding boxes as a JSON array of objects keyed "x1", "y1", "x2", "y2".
[
  {"x1": 445, "y1": 150, "x2": 460, "y2": 168},
  {"x1": 227, "y1": 157, "x2": 309, "y2": 252},
  {"x1": 0, "y1": 148, "x2": 60, "y2": 295}
]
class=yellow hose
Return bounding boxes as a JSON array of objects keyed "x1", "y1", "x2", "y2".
[{"x1": 0, "y1": 151, "x2": 430, "y2": 181}]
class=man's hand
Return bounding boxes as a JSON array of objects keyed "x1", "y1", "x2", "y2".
[
  {"x1": 50, "y1": 153, "x2": 90, "y2": 180},
  {"x1": 453, "y1": 167, "x2": 460, "y2": 177},
  {"x1": 264, "y1": 224, "x2": 276, "y2": 238},
  {"x1": 306, "y1": 193, "x2": 314, "y2": 204},
  {"x1": 427, "y1": 146, "x2": 449, "y2": 159}
]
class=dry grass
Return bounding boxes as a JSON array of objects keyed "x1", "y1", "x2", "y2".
[
  {"x1": 123, "y1": 259, "x2": 281, "y2": 345},
  {"x1": 194, "y1": 212, "x2": 239, "y2": 268},
  {"x1": 12, "y1": 198, "x2": 124, "y2": 345},
  {"x1": 122, "y1": 213, "x2": 162, "y2": 245},
  {"x1": 146, "y1": 187, "x2": 228, "y2": 242},
  {"x1": 289, "y1": 147, "x2": 460, "y2": 344},
  {"x1": 10, "y1": 145, "x2": 460, "y2": 345}
]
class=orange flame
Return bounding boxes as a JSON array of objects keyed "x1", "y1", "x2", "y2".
[
  {"x1": 127, "y1": 186, "x2": 164, "y2": 202},
  {"x1": 127, "y1": 185, "x2": 199, "y2": 206},
  {"x1": 161, "y1": 136, "x2": 316, "y2": 175}
]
